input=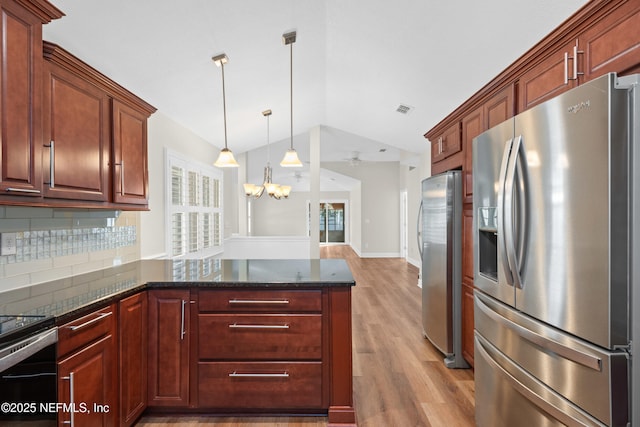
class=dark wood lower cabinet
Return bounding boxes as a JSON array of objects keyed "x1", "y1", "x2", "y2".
[
  {"x1": 119, "y1": 292, "x2": 148, "y2": 426},
  {"x1": 461, "y1": 282, "x2": 475, "y2": 367},
  {"x1": 57, "y1": 305, "x2": 118, "y2": 427},
  {"x1": 143, "y1": 286, "x2": 355, "y2": 425},
  {"x1": 198, "y1": 362, "x2": 323, "y2": 409},
  {"x1": 55, "y1": 285, "x2": 354, "y2": 425},
  {"x1": 147, "y1": 289, "x2": 192, "y2": 408}
]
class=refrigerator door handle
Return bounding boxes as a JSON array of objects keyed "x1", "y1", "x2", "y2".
[
  {"x1": 504, "y1": 135, "x2": 523, "y2": 289},
  {"x1": 475, "y1": 334, "x2": 603, "y2": 427},
  {"x1": 498, "y1": 138, "x2": 515, "y2": 286},
  {"x1": 417, "y1": 200, "x2": 423, "y2": 260},
  {"x1": 476, "y1": 293, "x2": 602, "y2": 371}
]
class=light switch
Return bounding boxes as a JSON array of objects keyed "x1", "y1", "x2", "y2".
[{"x1": 0, "y1": 233, "x2": 17, "y2": 256}]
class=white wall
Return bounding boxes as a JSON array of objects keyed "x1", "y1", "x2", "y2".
[
  {"x1": 251, "y1": 190, "x2": 351, "y2": 238},
  {"x1": 322, "y1": 161, "x2": 400, "y2": 257},
  {"x1": 251, "y1": 192, "x2": 310, "y2": 236},
  {"x1": 403, "y1": 149, "x2": 432, "y2": 267},
  {"x1": 141, "y1": 111, "x2": 220, "y2": 259}
]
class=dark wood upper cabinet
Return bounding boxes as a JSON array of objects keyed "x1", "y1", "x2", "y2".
[
  {"x1": 518, "y1": 39, "x2": 579, "y2": 112},
  {"x1": 43, "y1": 42, "x2": 156, "y2": 209},
  {"x1": 425, "y1": 0, "x2": 640, "y2": 370},
  {"x1": 112, "y1": 100, "x2": 149, "y2": 205},
  {"x1": 581, "y1": 0, "x2": 640, "y2": 80},
  {"x1": 0, "y1": 0, "x2": 62, "y2": 200},
  {"x1": 43, "y1": 59, "x2": 110, "y2": 201},
  {"x1": 461, "y1": 106, "x2": 483, "y2": 204}
]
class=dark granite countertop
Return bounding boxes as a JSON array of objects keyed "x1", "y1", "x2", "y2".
[{"x1": 0, "y1": 258, "x2": 355, "y2": 329}]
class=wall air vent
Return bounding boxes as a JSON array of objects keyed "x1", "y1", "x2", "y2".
[{"x1": 396, "y1": 104, "x2": 413, "y2": 115}]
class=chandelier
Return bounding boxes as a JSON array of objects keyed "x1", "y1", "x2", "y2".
[{"x1": 244, "y1": 110, "x2": 291, "y2": 199}]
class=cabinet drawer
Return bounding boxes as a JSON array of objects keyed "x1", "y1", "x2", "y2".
[
  {"x1": 199, "y1": 314, "x2": 322, "y2": 360},
  {"x1": 198, "y1": 361, "x2": 322, "y2": 409},
  {"x1": 199, "y1": 289, "x2": 322, "y2": 313},
  {"x1": 58, "y1": 305, "x2": 115, "y2": 357}
]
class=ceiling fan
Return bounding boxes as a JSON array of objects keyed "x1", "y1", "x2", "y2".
[{"x1": 343, "y1": 151, "x2": 361, "y2": 166}]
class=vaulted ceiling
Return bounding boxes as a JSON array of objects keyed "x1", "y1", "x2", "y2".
[{"x1": 43, "y1": 0, "x2": 589, "y2": 165}]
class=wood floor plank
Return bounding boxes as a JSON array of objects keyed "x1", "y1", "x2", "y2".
[{"x1": 136, "y1": 246, "x2": 475, "y2": 426}]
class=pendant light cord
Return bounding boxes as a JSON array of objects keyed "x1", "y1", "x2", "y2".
[
  {"x1": 289, "y1": 41, "x2": 294, "y2": 150},
  {"x1": 221, "y1": 62, "x2": 228, "y2": 150}
]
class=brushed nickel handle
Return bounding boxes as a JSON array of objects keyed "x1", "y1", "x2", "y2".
[
  {"x1": 5, "y1": 188, "x2": 41, "y2": 194},
  {"x1": 228, "y1": 299, "x2": 290, "y2": 305},
  {"x1": 180, "y1": 300, "x2": 187, "y2": 340},
  {"x1": 564, "y1": 51, "x2": 569, "y2": 84},
  {"x1": 475, "y1": 294, "x2": 602, "y2": 371},
  {"x1": 228, "y1": 371, "x2": 289, "y2": 378},
  {"x1": 114, "y1": 161, "x2": 125, "y2": 196},
  {"x1": 68, "y1": 312, "x2": 111, "y2": 331},
  {"x1": 44, "y1": 140, "x2": 55, "y2": 188},
  {"x1": 228, "y1": 323, "x2": 290, "y2": 329},
  {"x1": 573, "y1": 42, "x2": 583, "y2": 81},
  {"x1": 61, "y1": 372, "x2": 75, "y2": 426}
]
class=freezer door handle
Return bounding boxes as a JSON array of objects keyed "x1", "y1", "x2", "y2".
[
  {"x1": 475, "y1": 334, "x2": 603, "y2": 427},
  {"x1": 498, "y1": 138, "x2": 515, "y2": 286},
  {"x1": 476, "y1": 294, "x2": 602, "y2": 371},
  {"x1": 417, "y1": 200, "x2": 423, "y2": 260},
  {"x1": 503, "y1": 135, "x2": 524, "y2": 289}
]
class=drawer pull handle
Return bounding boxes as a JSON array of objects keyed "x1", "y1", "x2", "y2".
[
  {"x1": 68, "y1": 312, "x2": 112, "y2": 331},
  {"x1": 5, "y1": 188, "x2": 41, "y2": 194},
  {"x1": 228, "y1": 371, "x2": 289, "y2": 378},
  {"x1": 228, "y1": 299, "x2": 290, "y2": 304},
  {"x1": 228, "y1": 323, "x2": 290, "y2": 329}
]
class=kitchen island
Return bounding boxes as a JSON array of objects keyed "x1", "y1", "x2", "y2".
[{"x1": 0, "y1": 259, "x2": 356, "y2": 426}]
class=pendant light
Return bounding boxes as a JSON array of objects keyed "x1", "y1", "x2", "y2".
[
  {"x1": 280, "y1": 31, "x2": 303, "y2": 168},
  {"x1": 243, "y1": 110, "x2": 292, "y2": 199},
  {"x1": 212, "y1": 53, "x2": 239, "y2": 168}
]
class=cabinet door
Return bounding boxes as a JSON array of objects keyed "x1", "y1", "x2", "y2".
[
  {"x1": 120, "y1": 292, "x2": 147, "y2": 426},
  {"x1": 485, "y1": 84, "x2": 515, "y2": 129},
  {"x1": 148, "y1": 290, "x2": 191, "y2": 407},
  {"x1": 58, "y1": 334, "x2": 117, "y2": 426},
  {"x1": 461, "y1": 107, "x2": 483, "y2": 204},
  {"x1": 112, "y1": 100, "x2": 149, "y2": 205},
  {"x1": 581, "y1": 0, "x2": 640, "y2": 81},
  {"x1": 431, "y1": 122, "x2": 461, "y2": 163},
  {"x1": 0, "y1": 0, "x2": 43, "y2": 198},
  {"x1": 461, "y1": 208, "x2": 474, "y2": 366},
  {"x1": 43, "y1": 61, "x2": 110, "y2": 201},
  {"x1": 518, "y1": 40, "x2": 578, "y2": 112},
  {"x1": 461, "y1": 282, "x2": 475, "y2": 367}
]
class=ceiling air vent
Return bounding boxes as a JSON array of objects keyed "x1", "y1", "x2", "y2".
[{"x1": 396, "y1": 104, "x2": 413, "y2": 115}]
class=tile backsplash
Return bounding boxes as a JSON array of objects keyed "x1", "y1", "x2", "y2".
[{"x1": 0, "y1": 206, "x2": 141, "y2": 292}]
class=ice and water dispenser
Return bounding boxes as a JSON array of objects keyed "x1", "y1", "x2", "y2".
[{"x1": 477, "y1": 207, "x2": 498, "y2": 282}]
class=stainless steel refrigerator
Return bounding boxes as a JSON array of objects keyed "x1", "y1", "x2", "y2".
[
  {"x1": 473, "y1": 72, "x2": 639, "y2": 426},
  {"x1": 420, "y1": 170, "x2": 468, "y2": 369}
]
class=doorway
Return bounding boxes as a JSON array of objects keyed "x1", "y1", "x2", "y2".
[{"x1": 318, "y1": 202, "x2": 347, "y2": 244}]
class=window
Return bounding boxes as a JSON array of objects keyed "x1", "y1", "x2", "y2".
[{"x1": 166, "y1": 150, "x2": 223, "y2": 258}]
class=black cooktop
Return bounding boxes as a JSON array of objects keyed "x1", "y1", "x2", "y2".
[{"x1": 0, "y1": 315, "x2": 55, "y2": 347}]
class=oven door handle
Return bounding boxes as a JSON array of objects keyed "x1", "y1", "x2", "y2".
[{"x1": 0, "y1": 327, "x2": 58, "y2": 373}]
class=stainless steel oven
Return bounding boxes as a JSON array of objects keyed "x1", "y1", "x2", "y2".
[{"x1": 0, "y1": 316, "x2": 58, "y2": 426}]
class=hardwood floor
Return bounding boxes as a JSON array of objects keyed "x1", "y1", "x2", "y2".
[{"x1": 137, "y1": 246, "x2": 475, "y2": 426}]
